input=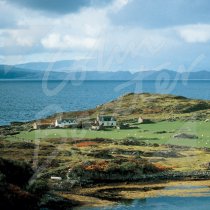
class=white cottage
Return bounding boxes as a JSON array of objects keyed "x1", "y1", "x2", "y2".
[
  {"x1": 55, "y1": 118, "x2": 77, "y2": 128},
  {"x1": 96, "y1": 115, "x2": 117, "y2": 127}
]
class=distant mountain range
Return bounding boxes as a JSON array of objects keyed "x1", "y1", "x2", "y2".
[
  {"x1": 0, "y1": 65, "x2": 68, "y2": 80},
  {"x1": 0, "y1": 61, "x2": 210, "y2": 80},
  {"x1": 15, "y1": 60, "x2": 79, "y2": 72}
]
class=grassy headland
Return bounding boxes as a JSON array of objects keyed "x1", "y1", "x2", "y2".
[
  {"x1": 50, "y1": 92, "x2": 210, "y2": 121},
  {"x1": 1, "y1": 93, "x2": 210, "y2": 207}
]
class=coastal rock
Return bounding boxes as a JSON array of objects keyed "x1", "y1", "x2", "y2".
[
  {"x1": 173, "y1": 133, "x2": 198, "y2": 139},
  {"x1": 143, "y1": 150, "x2": 183, "y2": 158}
]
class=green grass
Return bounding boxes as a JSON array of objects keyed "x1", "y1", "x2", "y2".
[{"x1": 7, "y1": 121, "x2": 210, "y2": 148}]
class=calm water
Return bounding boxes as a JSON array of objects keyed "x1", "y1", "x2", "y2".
[
  {"x1": 0, "y1": 80, "x2": 210, "y2": 125},
  {"x1": 80, "y1": 196, "x2": 210, "y2": 210},
  {"x1": 74, "y1": 184, "x2": 210, "y2": 210}
]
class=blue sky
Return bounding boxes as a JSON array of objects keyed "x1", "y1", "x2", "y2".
[{"x1": 1, "y1": 0, "x2": 210, "y2": 71}]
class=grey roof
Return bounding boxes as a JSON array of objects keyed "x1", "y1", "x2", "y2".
[
  {"x1": 98, "y1": 116, "x2": 116, "y2": 121},
  {"x1": 57, "y1": 118, "x2": 76, "y2": 123}
]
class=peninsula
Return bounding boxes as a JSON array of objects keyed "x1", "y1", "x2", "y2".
[{"x1": 1, "y1": 93, "x2": 210, "y2": 209}]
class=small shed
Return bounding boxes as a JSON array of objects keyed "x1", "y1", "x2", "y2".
[
  {"x1": 138, "y1": 117, "x2": 144, "y2": 124},
  {"x1": 33, "y1": 120, "x2": 54, "y2": 129}
]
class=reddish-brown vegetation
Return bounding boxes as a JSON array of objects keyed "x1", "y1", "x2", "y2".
[
  {"x1": 83, "y1": 160, "x2": 109, "y2": 171},
  {"x1": 74, "y1": 141, "x2": 98, "y2": 147},
  {"x1": 154, "y1": 163, "x2": 173, "y2": 172}
]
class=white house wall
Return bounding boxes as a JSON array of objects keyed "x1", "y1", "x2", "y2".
[
  {"x1": 55, "y1": 120, "x2": 77, "y2": 128},
  {"x1": 99, "y1": 121, "x2": 116, "y2": 127}
]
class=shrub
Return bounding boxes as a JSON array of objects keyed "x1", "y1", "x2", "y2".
[
  {"x1": 83, "y1": 160, "x2": 109, "y2": 171},
  {"x1": 0, "y1": 184, "x2": 38, "y2": 210},
  {"x1": 74, "y1": 141, "x2": 98, "y2": 147},
  {"x1": 0, "y1": 158, "x2": 33, "y2": 187},
  {"x1": 0, "y1": 172, "x2": 6, "y2": 191},
  {"x1": 153, "y1": 163, "x2": 173, "y2": 172},
  {"x1": 120, "y1": 161, "x2": 138, "y2": 171},
  {"x1": 182, "y1": 102, "x2": 210, "y2": 113},
  {"x1": 40, "y1": 194, "x2": 79, "y2": 210},
  {"x1": 27, "y1": 179, "x2": 49, "y2": 196}
]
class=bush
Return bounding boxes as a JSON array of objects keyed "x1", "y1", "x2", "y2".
[
  {"x1": 0, "y1": 185, "x2": 38, "y2": 210},
  {"x1": 0, "y1": 158, "x2": 33, "y2": 187},
  {"x1": 0, "y1": 159, "x2": 51, "y2": 210},
  {"x1": 120, "y1": 161, "x2": 138, "y2": 171},
  {"x1": 40, "y1": 194, "x2": 79, "y2": 210},
  {"x1": 182, "y1": 102, "x2": 210, "y2": 113},
  {"x1": 0, "y1": 172, "x2": 7, "y2": 190},
  {"x1": 27, "y1": 179, "x2": 49, "y2": 196},
  {"x1": 74, "y1": 141, "x2": 98, "y2": 147}
]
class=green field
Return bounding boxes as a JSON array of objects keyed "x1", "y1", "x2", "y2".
[{"x1": 8, "y1": 121, "x2": 210, "y2": 148}]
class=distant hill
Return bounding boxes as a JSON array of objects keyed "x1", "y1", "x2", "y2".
[
  {"x1": 0, "y1": 62, "x2": 210, "y2": 80},
  {"x1": 0, "y1": 65, "x2": 133, "y2": 80},
  {"x1": 0, "y1": 65, "x2": 41, "y2": 79},
  {"x1": 15, "y1": 60, "x2": 78, "y2": 72},
  {"x1": 0, "y1": 65, "x2": 68, "y2": 80},
  {"x1": 133, "y1": 69, "x2": 210, "y2": 80}
]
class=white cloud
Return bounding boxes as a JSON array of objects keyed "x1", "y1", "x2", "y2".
[
  {"x1": 108, "y1": 0, "x2": 131, "y2": 12},
  {"x1": 10, "y1": 31, "x2": 35, "y2": 47},
  {"x1": 39, "y1": 7, "x2": 108, "y2": 50},
  {"x1": 41, "y1": 33, "x2": 97, "y2": 49},
  {"x1": 178, "y1": 24, "x2": 210, "y2": 43},
  {"x1": 1, "y1": 0, "x2": 210, "y2": 71}
]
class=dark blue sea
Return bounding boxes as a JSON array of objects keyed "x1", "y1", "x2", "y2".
[{"x1": 0, "y1": 80, "x2": 210, "y2": 125}]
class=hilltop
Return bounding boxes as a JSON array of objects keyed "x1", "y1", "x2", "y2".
[{"x1": 52, "y1": 93, "x2": 210, "y2": 122}]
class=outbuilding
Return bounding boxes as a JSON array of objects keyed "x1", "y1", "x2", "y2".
[{"x1": 33, "y1": 120, "x2": 54, "y2": 129}]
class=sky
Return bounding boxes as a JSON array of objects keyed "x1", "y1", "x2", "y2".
[{"x1": 1, "y1": 0, "x2": 210, "y2": 71}]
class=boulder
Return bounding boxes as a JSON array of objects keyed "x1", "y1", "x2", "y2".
[{"x1": 173, "y1": 133, "x2": 198, "y2": 139}]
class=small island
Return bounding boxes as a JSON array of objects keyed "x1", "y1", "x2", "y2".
[{"x1": 1, "y1": 93, "x2": 210, "y2": 209}]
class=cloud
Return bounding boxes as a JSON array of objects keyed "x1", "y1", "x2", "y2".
[
  {"x1": 0, "y1": 1, "x2": 18, "y2": 28},
  {"x1": 177, "y1": 24, "x2": 210, "y2": 43},
  {"x1": 5, "y1": 0, "x2": 114, "y2": 14},
  {"x1": 110, "y1": 0, "x2": 210, "y2": 28},
  {"x1": 41, "y1": 33, "x2": 97, "y2": 49},
  {"x1": 1, "y1": 0, "x2": 210, "y2": 71},
  {"x1": 108, "y1": 0, "x2": 131, "y2": 13}
]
